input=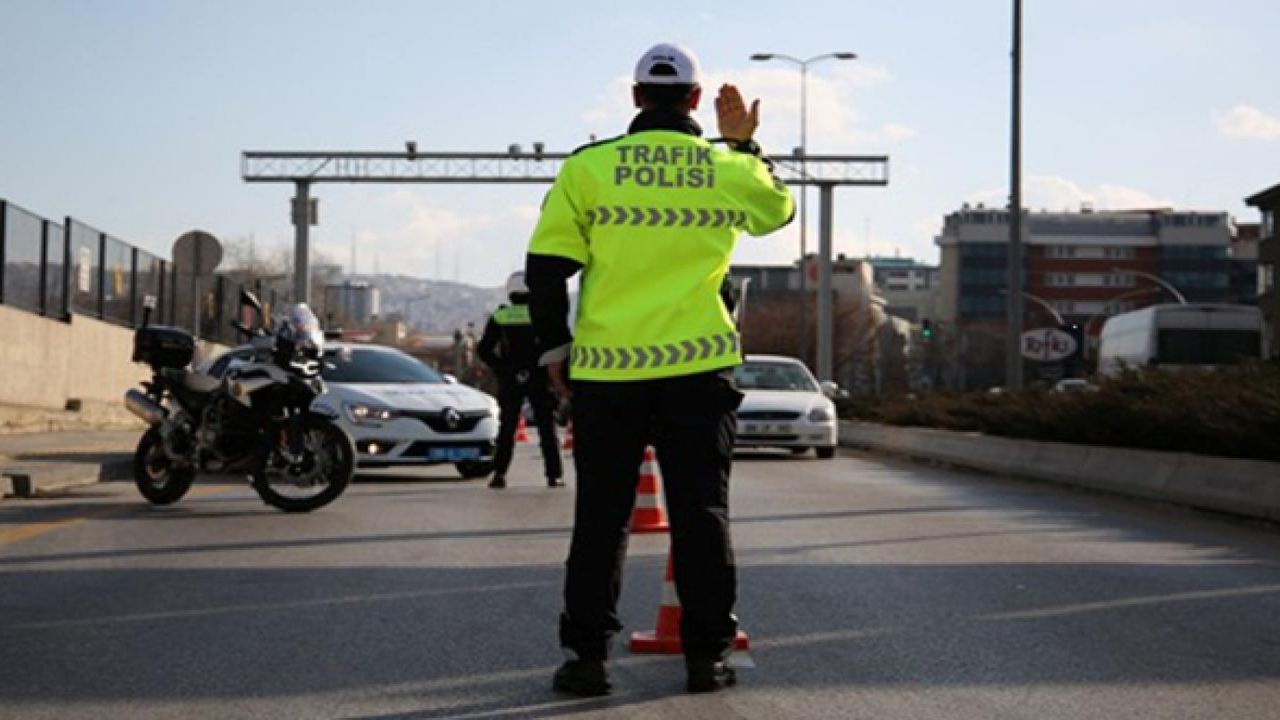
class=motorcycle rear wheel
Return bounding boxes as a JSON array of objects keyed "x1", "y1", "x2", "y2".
[
  {"x1": 251, "y1": 418, "x2": 354, "y2": 513},
  {"x1": 133, "y1": 426, "x2": 196, "y2": 505}
]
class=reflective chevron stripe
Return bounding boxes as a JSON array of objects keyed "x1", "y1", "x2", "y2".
[
  {"x1": 588, "y1": 206, "x2": 747, "y2": 228},
  {"x1": 572, "y1": 332, "x2": 741, "y2": 371},
  {"x1": 492, "y1": 304, "x2": 531, "y2": 325}
]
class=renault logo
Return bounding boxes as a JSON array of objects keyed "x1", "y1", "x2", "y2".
[{"x1": 442, "y1": 407, "x2": 461, "y2": 430}]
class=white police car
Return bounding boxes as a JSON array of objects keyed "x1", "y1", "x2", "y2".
[{"x1": 207, "y1": 343, "x2": 499, "y2": 477}]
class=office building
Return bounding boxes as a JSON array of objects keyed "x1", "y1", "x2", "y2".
[
  {"x1": 938, "y1": 205, "x2": 1234, "y2": 331},
  {"x1": 1245, "y1": 183, "x2": 1279, "y2": 355}
]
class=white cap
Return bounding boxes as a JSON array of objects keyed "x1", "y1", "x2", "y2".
[
  {"x1": 634, "y1": 43, "x2": 701, "y2": 86},
  {"x1": 505, "y1": 271, "x2": 528, "y2": 296}
]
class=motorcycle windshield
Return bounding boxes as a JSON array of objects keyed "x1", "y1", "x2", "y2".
[{"x1": 286, "y1": 304, "x2": 325, "y2": 355}]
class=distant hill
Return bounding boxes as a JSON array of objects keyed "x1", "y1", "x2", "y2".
[{"x1": 348, "y1": 273, "x2": 506, "y2": 334}]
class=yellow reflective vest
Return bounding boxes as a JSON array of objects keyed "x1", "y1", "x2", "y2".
[{"x1": 527, "y1": 130, "x2": 794, "y2": 381}]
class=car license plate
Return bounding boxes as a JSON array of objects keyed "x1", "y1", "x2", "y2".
[
  {"x1": 428, "y1": 447, "x2": 481, "y2": 461},
  {"x1": 743, "y1": 423, "x2": 793, "y2": 435}
]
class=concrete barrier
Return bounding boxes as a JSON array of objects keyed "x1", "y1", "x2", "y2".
[
  {"x1": 0, "y1": 305, "x2": 227, "y2": 433},
  {"x1": 2, "y1": 456, "x2": 133, "y2": 497},
  {"x1": 840, "y1": 421, "x2": 1280, "y2": 523},
  {"x1": 1164, "y1": 455, "x2": 1280, "y2": 523}
]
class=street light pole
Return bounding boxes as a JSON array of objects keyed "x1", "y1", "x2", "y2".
[
  {"x1": 751, "y1": 51, "x2": 857, "y2": 368},
  {"x1": 799, "y1": 63, "x2": 809, "y2": 363},
  {"x1": 1112, "y1": 267, "x2": 1188, "y2": 305},
  {"x1": 1000, "y1": 289, "x2": 1065, "y2": 325}
]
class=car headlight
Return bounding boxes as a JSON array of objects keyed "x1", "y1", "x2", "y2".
[
  {"x1": 347, "y1": 403, "x2": 398, "y2": 424},
  {"x1": 808, "y1": 405, "x2": 834, "y2": 423}
]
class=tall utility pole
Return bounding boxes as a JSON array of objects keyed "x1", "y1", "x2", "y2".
[
  {"x1": 1006, "y1": 0, "x2": 1025, "y2": 390},
  {"x1": 291, "y1": 181, "x2": 315, "y2": 303},
  {"x1": 817, "y1": 184, "x2": 835, "y2": 381}
]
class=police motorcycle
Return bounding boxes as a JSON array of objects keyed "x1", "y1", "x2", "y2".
[{"x1": 123, "y1": 291, "x2": 355, "y2": 512}]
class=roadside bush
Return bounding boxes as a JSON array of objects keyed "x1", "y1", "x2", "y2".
[{"x1": 846, "y1": 363, "x2": 1280, "y2": 462}]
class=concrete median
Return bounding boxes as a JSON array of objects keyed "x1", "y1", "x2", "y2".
[
  {"x1": 0, "y1": 431, "x2": 137, "y2": 499},
  {"x1": 840, "y1": 421, "x2": 1280, "y2": 523}
]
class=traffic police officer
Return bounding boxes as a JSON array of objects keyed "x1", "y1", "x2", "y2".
[
  {"x1": 476, "y1": 272, "x2": 564, "y2": 488},
  {"x1": 525, "y1": 43, "x2": 794, "y2": 695}
]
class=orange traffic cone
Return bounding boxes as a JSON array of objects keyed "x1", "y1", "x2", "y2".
[
  {"x1": 630, "y1": 550, "x2": 751, "y2": 654},
  {"x1": 515, "y1": 415, "x2": 531, "y2": 443},
  {"x1": 561, "y1": 420, "x2": 574, "y2": 452},
  {"x1": 630, "y1": 446, "x2": 669, "y2": 533}
]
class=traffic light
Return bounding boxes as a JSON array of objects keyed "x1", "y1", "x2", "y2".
[{"x1": 921, "y1": 318, "x2": 933, "y2": 340}]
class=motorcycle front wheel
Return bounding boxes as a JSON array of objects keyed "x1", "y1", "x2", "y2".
[
  {"x1": 251, "y1": 417, "x2": 355, "y2": 513},
  {"x1": 133, "y1": 426, "x2": 196, "y2": 505}
]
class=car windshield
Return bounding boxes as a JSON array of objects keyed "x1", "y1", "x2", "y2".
[
  {"x1": 322, "y1": 348, "x2": 445, "y2": 384},
  {"x1": 734, "y1": 361, "x2": 819, "y2": 392}
]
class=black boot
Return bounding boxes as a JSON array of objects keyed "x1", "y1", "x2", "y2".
[
  {"x1": 686, "y1": 658, "x2": 736, "y2": 693},
  {"x1": 547, "y1": 476, "x2": 564, "y2": 488},
  {"x1": 552, "y1": 659, "x2": 611, "y2": 696},
  {"x1": 488, "y1": 475, "x2": 506, "y2": 489}
]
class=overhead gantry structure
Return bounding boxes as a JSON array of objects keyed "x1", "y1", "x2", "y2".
[{"x1": 242, "y1": 147, "x2": 889, "y2": 381}]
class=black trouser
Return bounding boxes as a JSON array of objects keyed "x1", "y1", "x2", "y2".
[
  {"x1": 559, "y1": 370, "x2": 743, "y2": 662},
  {"x1": 492, "y1": 369, "x2": 562, "y2": 480}
]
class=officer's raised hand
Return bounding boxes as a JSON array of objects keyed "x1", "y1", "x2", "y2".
[{"x1": 714, "y1": 84, "x2": 759, "y2": 142}]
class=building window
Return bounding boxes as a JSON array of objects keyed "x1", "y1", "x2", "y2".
[
  {"x1": 1104, "y1": 246, "x2": 1135, "y2": 259},
  {"x1": 960, "y1": 243, "x2": 1007, "y2": 259},
  {"x1": 1104, "y1": 273, "x2": 1135, "y2": 287},
  {"x1": 1263, "y1": 211, "x2": 1276, "y2": 239},
  {"x1": 1047, "y1": 245, "x2": 1075, "y2": 258},
  {"x1": 1047, "y1": 273, "x2": 1074, "y2": 287},
  {"x1": 1260, "y1": 264, "x2": 1276, "y2": 296}
]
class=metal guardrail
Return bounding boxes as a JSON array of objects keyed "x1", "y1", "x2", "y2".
[{"x1": 0, "y1": 197, "x2": 289, "y2": 344}]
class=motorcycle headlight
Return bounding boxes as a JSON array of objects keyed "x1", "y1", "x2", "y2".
[
  {"x1": 808, "y1": 405, "x2": 834, "y2": 423},
  {"x1": 347, "y1": 403, "x2": 398, "y2": 424}
]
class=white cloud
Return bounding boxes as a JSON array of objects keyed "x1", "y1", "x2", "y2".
[
  {"x1": 1215, "y1": 105, "x2": 1280, "y2": 141},
  {"x1": 306, "y1": 190, "x2": 541, "y2": 286},
  {"x1": 968, "y1": 176, "x2": 1174, "y2": 213},
  {"x1": 581, "y1": 61, "x2": 913, "y2": 153}
]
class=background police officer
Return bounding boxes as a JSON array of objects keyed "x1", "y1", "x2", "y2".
[
  {"x1": 476, "y1": 272, "x2": 563, "y2": 489},
  {"x1": 525, "y1": 43, "x2": 794, "y2": 695}
]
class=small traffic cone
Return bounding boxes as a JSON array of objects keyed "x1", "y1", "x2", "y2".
[
  {"x1": 561, "y1": 420, "x2": 574, "y2": 452},
  {"x1": 515, "y1": 415, "x2": 531, "y2": 443},
  {"x1": 630, "y1": 446, "x2": 668, "y2": 533},
  {"x1": 630, "y1": 551, "x2": 751, "y2": 654}
]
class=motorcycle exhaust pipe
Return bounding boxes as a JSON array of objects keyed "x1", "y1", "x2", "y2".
[{"x1": 124, "y1": 389, "x2": 167, "y2": 425}]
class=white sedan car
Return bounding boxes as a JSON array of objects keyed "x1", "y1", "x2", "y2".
[
  {"x1": 732, "y1": 355, "x2": 839, "y2": 458},
  {"x1": 207, "y1": 343, "x2": 499, "y2": 477}
]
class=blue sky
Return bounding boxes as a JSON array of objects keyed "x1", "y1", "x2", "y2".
[{"x1": 3, "y1": 0, "x2": 1279, "y2": 287}]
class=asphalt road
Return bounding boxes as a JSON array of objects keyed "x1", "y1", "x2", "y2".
[{"x1": 1, "y1": 442, "x2": 1278, "y2": 719}]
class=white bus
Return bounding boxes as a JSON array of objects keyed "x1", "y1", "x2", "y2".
[{"x1": 1097, "y1": 303, "x2": 1267, "y2": 377}]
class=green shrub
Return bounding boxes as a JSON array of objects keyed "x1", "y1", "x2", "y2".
[{"x1": 846, "y1": 363, "x2": 1280, "y2": 462}]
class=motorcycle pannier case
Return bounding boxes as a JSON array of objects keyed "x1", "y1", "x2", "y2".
[{"x1": 132, "y1": 326, "x2": 196, "y2": 369}]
